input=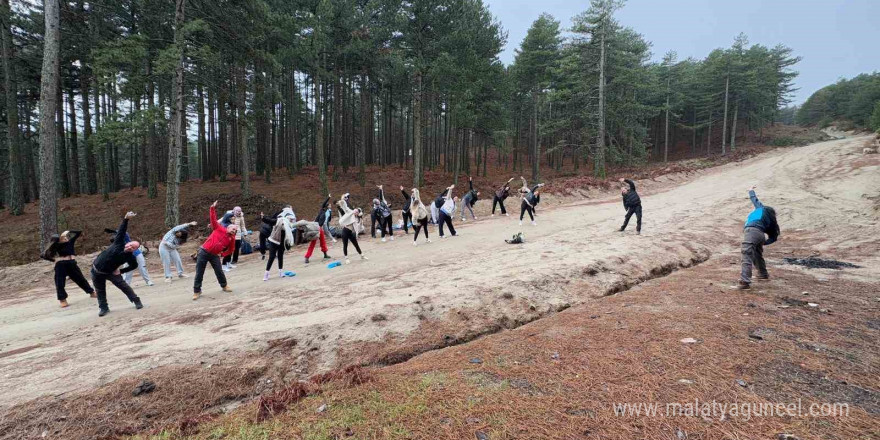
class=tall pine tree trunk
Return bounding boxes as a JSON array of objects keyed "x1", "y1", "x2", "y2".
[
  {"x1": 313, "y1": 72, "x2": 327, "y2": 195},
  {"x1": 198, "y1": 84, "x2": 207, "y2": 180},
  {"x1": 81, "y1": 73, "x2": 97, "y2": 194},
  {"x1": 412, "y1": 70, "x2": 423, "y2": 188},
  {"x1": 165, "y1": 0, "x2": 185, "y2": 227},
  {"x1": 56, "y1": 77, "x2": 69, "y2": 197},
  {"x1": 594, "y1": 28, "x2": 606, "y2": 178},
  {"x1": 730, "y1": 99, "x2": 739, "y2": 151},
  {"x1": 663, "y1": 76, "x2": 670, "y2": 163},
  {"x1": 147, "y1": 62, "x2": 158, "y2": 198},
  {"x1": 38, "y1": 0, "x2": 60, "y2": 250},
  {"x1": 67, "y1": 87, "x2": 80, "y2": 194},
  {"x1": 237, "y1": 66, "x2": 249, "y2": 197},
  {"x1": 721, "y1": 73, "x2": 729, "y2": 155},
  {"x1": 1, "y1": 0, "x2": 23, "y2": 214}
]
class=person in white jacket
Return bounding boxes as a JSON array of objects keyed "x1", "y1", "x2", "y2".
[
  {"x1": 337, "y1": 195, "x2": 368, "y2": 264},
  {"x1": 408, "y1": 188, "x2": 432, "y2": 246}
]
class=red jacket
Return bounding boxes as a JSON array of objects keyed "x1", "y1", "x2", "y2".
[{"x1": 201, "y1": 206, "x2": 235, "y2": 257}]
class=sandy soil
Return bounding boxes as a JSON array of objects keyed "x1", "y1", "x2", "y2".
[{"x1": 0, "y1": 132, "x2": 877, "y2": 417}]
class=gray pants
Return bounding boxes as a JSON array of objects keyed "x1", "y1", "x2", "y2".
[
  {"x1": 123, "y1": 253, "x2": 153, "y2": 285},
  {"x1": 159, "y1": 243, "x2": 185, "y2": 278},
  {"x1": 740, "y1": 227, "x2": 768, "y2": 284},
  {"x1": 460, "y1": 202, "x2": 475, "y2": 220}
]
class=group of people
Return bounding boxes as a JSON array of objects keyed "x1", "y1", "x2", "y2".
[{"x1": 40, "y1": 173, "x2": 778, "y2": 316}]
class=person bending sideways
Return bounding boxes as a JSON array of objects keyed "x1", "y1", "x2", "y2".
[
  {"x1": 518, "y1": 177, "x2": 544, "y2": 226},
  {"x1": 193, "y1": 201, "x2": 236, "y2": 300},
  {"x1": 736, "y1": 186, "x2": 780, "y2": 290},
  {"x1": 90, "y1": 211, "x2": 143, "y2": 317},
  {"x1": 409, "y1": 188, "x2": 432, "y2": 246},
  {"x1": 337, "y1": 196, "x2": 369, "y2": 264},
  {"x1": 618, "y1": 178, "x2": 642, "y2": 235},
  {"x1": 377, "y1": 185, "x2": 394, "y2": 241},
  {"x1": 460, "y1": 176, "x2": 481, "y2": 221},
  {"x1": 294, "y1": 219, "x2": 332, "y2": 264},
  {"x1": 315, "y1": 195, "x2": 337, "y2": 243},
  {"x1": 264, "y1": 207, "x2": 296, "y2": 281},
  {"x1": 400, "y1": 187, "x2": 413, "y2": 234},
  {"x1": 257, "y1": 210, "x2": 280, "y2": 260},
  {"x1": 42, "y1": 230, "x2": 96, "y2": 308},
  {"x1": 159, "y1": 221, "x2": 197, "y2": 282},
  {"x1": 492, "y1": 177, "x2": 514, "y2": 216},
  {"x1": 438, "y1": 185, "x2": 458, "y2": 238}
]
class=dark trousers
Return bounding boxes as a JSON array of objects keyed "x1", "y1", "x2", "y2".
[
  {"x1": 740, "y1": 227, "x2": 768, "y2": 284},
  {"x1": 91, "y1": 268, "x2": 140, "y2": 311},
  {"x1": 438, "y1": 211, "x2": 456, "y2": 237},
  {"x1": 401, "y1": 211, "x2": 412, "y2": 234},
  {"x1": 223, "y1": 239, "x2": 242, "y2": 264},
  {"x1": 342, "y1": 228, "x2": 362, "y2": 256},
  {"x1": 520, "y1": 201, "x2": 534, "y2": 221},
  {"x1": 413, "y1": 217, "x2": 429, "y2": 241},
  {"x1": 55, "y1": 260, "x2": 94, "y2": 301},
  {"x1": 381, "y1": 214, "x2": 393, "y2": 237},
  {"x1": 266, "y1": 242, "x2": 284, "y2": 270},
  {"x1": 492, "y1": 196, "x2": 507, "y2": 215},
  {"x1": 194, "y1": 249, "x2": 227, "y2": 293},
  {"x1": 621, "y1": 205, "x2": 642, "y2": 232},
  {"x1": 258, "y1": 232, "x2": 269, "y2": 256}
]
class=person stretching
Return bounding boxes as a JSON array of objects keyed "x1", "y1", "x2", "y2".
[
  {"x1": 492, "y1": 178, "x2": 514, "y2": 216},
  {"x1": 518, "y1": 177, "x2": 544, "y2": 226},
  {"x1": 120, "y1": 231, "x2": 154, "y2": 287},
  {"x1": 264, "y1": 207, "x2": 296, "y2": 281},
  {"x1": 400, "y1": 187, "x2": 413, "y2": 234},
  {"x1": 337, "y1": 196, "x2": 368, "y2": 264},
  {"x1": 221, "y1": 206, "x2": 248, "y2": 271},
  {"x1": 438, "y1": 185, "x2": 458, "y2": 238},
  {"x1": 737, "y1": 186, "x2": 780, "y2": 290},
  {"x1": 618, "y1": 178, "x2": 642, "y2": 235},
  {"x1": 91, "y1": 212, "x2": 143, "y2": 317},
  {"x1": 294, "y1": 219, "x2": 332, "y2": 264},
  {"x1": 159, "y1": 221, "x2": 197, "y2": 282},
  {"x1": 42, "y1": 230, "x2": 96, "y2": 308},
  {"x1": 377, "y1": 185, "x2": 394, "y2": 241},
  {"x1": 460, "y1": 176, "x2": 480, "y2": 221},
  {"x1": 193, "y1": 201, "x2": 236, "y2": 300},
  {"x1": 409, "y1": 188, "x2": 432, "y2": 246},
  {"x1": 257, "y1": 210, "x2": 280, "y2": 260},
  {"x1": 315, "y1": 194, "x2": 337, "y2": 243}
]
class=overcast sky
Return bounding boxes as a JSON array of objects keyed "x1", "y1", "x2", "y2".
[{"x1": 486, "y1": 0, "x2": 880, "y2": 105}]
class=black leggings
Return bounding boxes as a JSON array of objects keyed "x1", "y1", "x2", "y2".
[
  {"x1": 492, "y1": 196, "x2": 507, "y2": 215},
  {"x1": 55, "y1": 260, "x2": 94, "y2": 301},
  {"x1": 520, "y1": 201, "x2": 534, "y2": 221},
  {"x1": 438, "y1": 211, "x2": 456, "y2": 237},
  {"x1": 266, "y1": 242, "x2": 284, "y2": 270},
  {"x1": 223, "y1": 239, "x2": 242, "y2": 264},
  {"x1": 258, "y1": 232, "x2": 269, "y2": 256},
  {"x1": 91, "y1": 268, "x2": 140, "y2": 311},
  {"x1": 401, "y1": 211, "x2": 412, "y2": 234},
  {"x1": 413, "y1": 217, "x2": 429, "y2": 241},
  {"x1": 342, "y1": 228, "x2": 362, "y2": 256},
  {"x1": 621, "y1": 205, "x2": 642, "y2": 232}
]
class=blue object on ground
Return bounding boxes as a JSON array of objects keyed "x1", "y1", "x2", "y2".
[
  {"x1": 327, "y1": 261, "x2": 342, "y2": 269},
  {"x1": 282, "y1": 271, "x2": 296, "y2": 277}
]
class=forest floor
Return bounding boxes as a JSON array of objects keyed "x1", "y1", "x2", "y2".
[{"x1": 1, "y1": 127, "x2": 878, "y2": 439}]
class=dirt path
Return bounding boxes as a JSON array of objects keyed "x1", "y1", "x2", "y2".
[{"x1": 1, "y1": 133, "x2": 877, "y2": 413}]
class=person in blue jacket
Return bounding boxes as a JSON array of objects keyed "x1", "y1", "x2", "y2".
[{"x1": 737, "y1": 186, "x2": 780, "y2": 289}]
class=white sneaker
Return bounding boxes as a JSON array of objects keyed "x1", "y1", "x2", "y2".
[
  {"x1": 345, "y1": 258, "x2": 351, "y2": 265},
  {"x1": 263, "y1": 271, "x2": 269, "y2": 282},
  {"x1": 164, "y1": 277, "x2": 173, "y2": 283},
  {"x1": 491, "y1": 214, "x2": 495, "y2": 217},
  {"x1": 505, "y1": 213, "x2": 509, "y2": 217},
  {"x1": 229, "y1": 263, "x2": 237, "y2": 269},
  {"x1": 279, "y1": 270, "x2": 285, "y2": 278},
  {"x1": 519, "y1": 221, "x2": 523, "y2": 226},
  {"x1": 332, "y1": 239, "x2": 337, "y2": 243},
  {"x1": 381, "y1": 238, "x2": 387, "y2": 243},
  {"x1": 474, "y1": 216, "x2": 478, "y2": 220},
  {"x1": 413, "y1": 241, "x2": 418, "y2": 246},
  {"x1": 146, "y1": 281, "x2": 155, "y2": 286},
  {"x1": 461, "y1": 218, "x2": 466, "y2": 222},
  {"x1": 531, "y1": 221, "x2": 537, "y2": 226},
  {"x1": 390, "y1": 236, "x2": 394, "y2": 241},
  {"x1": 178, "y1": 273, "x2": 189, "y2": 278},
  {"x1": 426, "y1": 239, "x2": 432, "y2": 243},
  {"x1": 361, "y1": 255, "x2": 369, "y2": 261},
  {"x1": 440, "y1": 235, "x2": 447, "y2": 239},
  {"x1": 222, "y1": 265, "x2": 231, "y2": 272}
]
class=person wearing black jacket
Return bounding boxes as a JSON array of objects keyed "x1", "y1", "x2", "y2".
[
  {"x1": 257, "y1": 210, "x2": 280, "y2": 260},
  {"x1": 618, "y1": 178, "x2": 642, "y2": 235},
  {"x1": 491, "y1": 178, "x2": 514, "y2": 216},
  {"x1": 91, "y1": 212, "x2": 143, "y2": 317},
  {"x1": 460, "y1": 176, "x2": 481, "y2": 221},
  {"x1": 399, "y1": 187, "x2": 412, "y2": 234},
  {"x1": 42, "y1": 230, "x2": 96, "y2": 308},
  {"x1": 376, "y1": 185, "x2": 394, "y2": 241},
  {"x1": 518, "y1": 177, "x2": 544, "y2": 226}
]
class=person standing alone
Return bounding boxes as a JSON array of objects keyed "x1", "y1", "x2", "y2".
[
  {"x1": 618, "y1": 178, "x2": 642, "y2": 235},
  {"x1": 737, "y1": 186, "x2": 779, "y2": 290}
]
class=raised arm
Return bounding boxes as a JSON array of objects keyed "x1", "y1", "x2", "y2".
[
  {"x1": 624, "y1": 179, "x2": 636, "y2": 192},
  {"x1": 749, "y1": 189, "x2": 763, "y2": 209},
  {"x1": 209, "y1": 204, "x2": 221, "y2": 231},
  {"x1": 468, "y1": 177, "x2": 474, "y2": 192},
  {"x1": 114, "y1": 213, "x2": 135, "y2": 245},
  {"x1": 68, "y1": 230, "x2": 82, "y2": 244},
  {"x1": 401, "y1": 187, "x2": 410, "y2": 201},
  {"x1": 319, "y1": 196, "x2": 330, "y2": 211}
]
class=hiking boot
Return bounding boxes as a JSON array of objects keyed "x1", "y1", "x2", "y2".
[
  {"x1": 304, "y1": 257, "x2": 310, "y2": 264},
  {"x1": 59, "y1": 300, "x2": 69, "y2": 308},
  {"x1": 134, "y1": 299, "x2": 144, "y2": 310},
  {"x1": 98, "y1": 308, "x2": 109, "y2": 317},
  {"x1": 222, "y1": 285, "x2": 233, "y2": 293},
  {"x1": 323, "y1": 253, "x2": 331, "y2": 259},
  {"x1": 736, "y1": 280, "x2": 751, "y2": 290},
  {"x1": 755, "y1": 274, "x2": 769, "y2": 281}
]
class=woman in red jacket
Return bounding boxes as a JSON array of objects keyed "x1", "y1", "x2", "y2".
[{"x1": 193, "y1": 201, "x2": 236, "y2": 300}]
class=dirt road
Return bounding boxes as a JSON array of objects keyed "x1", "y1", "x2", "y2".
[{"x1": 1, "y1": 133, "x2": 877, "y2": 413}]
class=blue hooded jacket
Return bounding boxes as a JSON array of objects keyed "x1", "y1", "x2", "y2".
[{"x1": 744, "y1": 190, "x2": 779, "y2": 245}]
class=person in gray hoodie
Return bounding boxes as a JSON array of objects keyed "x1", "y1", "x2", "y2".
[
  {"x1": 409, "y1": 188, "x2": 432, "y2": 246},
  {"x1": 459, "y1": 176, "x2": 481, "y2": 221},
  {"x1": 293, "y1": 219, "x2": 331, "y2": 264}
]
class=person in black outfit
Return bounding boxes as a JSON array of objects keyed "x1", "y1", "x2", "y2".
[
  {"x1": 618, "y1": 178, "x2": 642, "y2": 235},
  {"x1": 376, "y1": 185, "x2": 394, "y2": 241},
  {"x1": 399, "y1": 186, "x2": 412, "y2": 234},
  {"x1": 492, "y1": 178, "x2": 515, "y2": 216},
  {"x1": 257, "y1": 210, "x2": 280, "y2": 260},
  {"x1": 42, "y1": 230, "x2": 96, "y2": 308},
  {"x1": 315, "y1": 194, "x2": 336, "y2": 242},
  {"x1": 91, "y1": 212, "x2": 143, "y2": 317},
  {"x1": 518, "y1": 177, "x2": 544, "y2": 226}
]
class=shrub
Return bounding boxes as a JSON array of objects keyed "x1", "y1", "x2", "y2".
[
  {"x1": 870, "y1": 100, "x2": 880, "y2": 132},
  {"x1": 770, "y1": 136, "x2": 795, "y2": 146}
]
